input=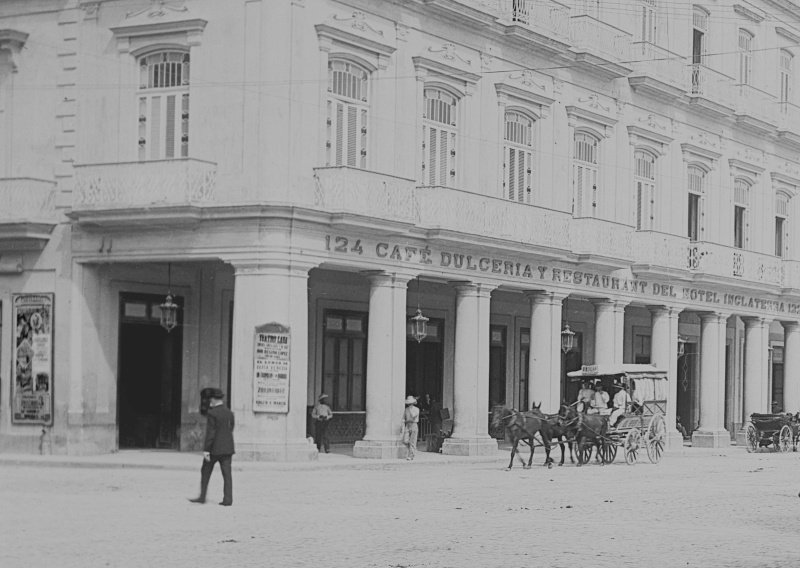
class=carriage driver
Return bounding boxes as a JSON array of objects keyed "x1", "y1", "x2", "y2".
[
  {"x1": 588, "y1": 381, "x2": 611, "y2": 415},
  {"x1": 576, "y1": 380, "x2": 594, "y2": 412},
  {"x1": 610, "y1": 382, "x2": 631, "y2": 427}
]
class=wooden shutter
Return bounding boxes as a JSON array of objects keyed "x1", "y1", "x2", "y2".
[
  {"x1": 422, "y1": 89, "x2": 458, "y2": 187},
  {"x1": 326, "y1": 60, "x2": 369, "y2": 168}
]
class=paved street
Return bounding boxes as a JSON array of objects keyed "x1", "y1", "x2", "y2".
[{"x1": 2, "y1": 446, "x2": 800, "y2": 568}]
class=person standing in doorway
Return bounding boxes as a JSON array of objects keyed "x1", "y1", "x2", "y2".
[
  {"x1": 189, "y1": 388, "x2": 235, "y2": 506},
  {"x1": 402, "y1": 396, "x2": 420, "y2": 460},
  {"x1": 312, "y1": 393, "x2": 333, "y2": 453}
]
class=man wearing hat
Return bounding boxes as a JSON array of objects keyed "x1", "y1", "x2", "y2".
[
  {"x1": 311, "y1": 393, "x2": 333, "y2": 453},
  {"x1": 402, "y1": 396, "x2": 420, "y2": 460},
  {"x1": 189, "y1": 388, "x2": 235, "y2": 506},
  {"x1": 610, "y1": 382, "x2": 631, "y2": 427}
]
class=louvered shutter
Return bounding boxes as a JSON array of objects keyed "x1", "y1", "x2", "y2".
[
  {"x1": 636, "y1": 181, "x2": 643, "y2": 230},
  {"x1": 137, "y1": 52, "x2": 189, "y2": 161},
  {"x1": 325, "y1": 60, "x2": 369, "y2": 168},
  {"x1": 422, "y1": 89, "x2": 458, "y2": 187}
]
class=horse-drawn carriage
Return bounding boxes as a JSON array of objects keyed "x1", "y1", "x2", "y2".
[
  {"x1": 743, "y1": 413, "x2": 799, "y2": 453},
  {"x1": 566, "y1": 364, "x2": 668, "y2": 465}
]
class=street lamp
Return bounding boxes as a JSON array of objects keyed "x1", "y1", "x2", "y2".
[
  {"x1": 677, "y1": 335, "x2": 687, "y2": 358},
  {"x1": 409, "y1": 276, "x2": 428, "y2": 343},
  {"x1": 159, "y1": 262, "x2": 179, "y2": 333},
  {"x1": 561, "y1": 296, "x2": 574, "y2": 354}
]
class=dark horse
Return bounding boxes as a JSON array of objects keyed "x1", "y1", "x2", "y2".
[
  {"x1": 491, "y1": 403, "x2": 553, "y2": 470},
  {"x1": 559, "y1": 404, "x2": 609, "y2": 466},
  {"x1": 529, "y1": 404, "x2": 578, "y2": 466}
]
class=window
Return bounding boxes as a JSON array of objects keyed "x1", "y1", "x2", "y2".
[
  {"x1": 739, "y1": 30, "x2": 753, "y2": 86},
  {"x1": 639, "y1": 0, "x2": 657, "y2": 44},
  {"x1": 322, "y1": 311, "x2": 368, "y2": 412},
  {"x1": 776, "y1": 192, "x2": 790, "y2": 257},
  {"x1": 326, "y1": 60, "x2": 369, "y2": 168},
  {"x1": 687, "y1": 164, "x2": 706, "y2": 241},
  {"x1": 734, "y1": 179, "x2": 751, "y2": 249},
  {"x1": 691, "y1": 7, "x2": 708, "y2": 92},
  {"x1": 503, "y1": 111, "x2": 535, "y2": 204},
  {"x1": 780, "y1": 50, "x2": 793, "y2": 112},
  {"x1": 422, "y1": 88, "x2": 458, "y2": 187},
  {"x1": 635, "y1": 150, "x2": 656, "y2": 230},
  {"x1": 137, "y1": 51, "x2": 190, "y2": 160},
  {"x1": 573, "y1": 132, "x2": 599, "y2": 217}
]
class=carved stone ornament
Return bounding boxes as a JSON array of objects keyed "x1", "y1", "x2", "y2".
[
  {"x1": 780, "y1": 160, "x2": 800, "y2": 178},
  {"x1": 480, "y1": 52, "x2": 494, "y2": 70},
  {"x1": 690, "y1": 131, "x2": 717, "y2": 148},
  {"x1": 638, "y1": 114, "x2": 666, "y2": 131},
  {"x1": 428, "y1": 43, "x2": 471, "y2": 66},
  {"x1": 508, "y1": 70, "x2": 545, "y2": 91},
  {"x1": 615, "y1": 100, "x2": 626, "y2": 115},
  {"x1": 553, "y1": 79, "x2": 564, "y2": 94},
  {"x1": 111, "y1": 0, "x2": 208, "y2": 52},
  {"x1": 577, "y1": 93, "x2": 611, "y2": 113},
  {"x1": 0, "y1": 29, "x2": 29, "y2": 72},
  {"x1": 737, "y1": 146, "x2": 764, "y2": 164},
  {"x1": 79, "y1": 1, "x2": 101, "y2": 17},
  {"x1": 396, "y1": 23, "x2": 410, "y2": 41},
  {"x1": 333, "y1": 11, "x2": 384, "y2": 37}
]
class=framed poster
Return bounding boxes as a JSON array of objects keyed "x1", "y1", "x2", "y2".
[
  {"x1": 253, "y1": 322, "x2": 290, "y2": 413},
  {"x1": 12, "y1": 293, "x2": 54, "y2": 425}
]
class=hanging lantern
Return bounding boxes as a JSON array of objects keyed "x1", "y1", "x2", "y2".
[
  {"x1": 677, "y1": 335, "x2": 687, "y2": 358},
  {"x1": 159, "y1": 262, "x2": 179, "y2": 333},
  {"x1": 410, "y1": 308, "x2": 429, "y2": 343},
  {"x1": 561, "y1": 323, "x2": 575, "y2": 354}
]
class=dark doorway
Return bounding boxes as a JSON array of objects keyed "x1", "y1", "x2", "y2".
[
  {"x1": 405, "y1": 317, "x2": 444, "y2": 405},
  {"x1": 489, "y1": 326, "x2": 507, "y2": 408},
  {"x1": 561, "y1": 332, "x2": 584, "y2": 405},
  {"x1": 519, "y1": 328, "x2": 530, "y2": 411},
  {"x1": 772, "y1": 346, "x2": 784, "y2": 411},
  {"x1": 677, "y1": 342, "x2": 697, "y2": 435},
  {"x1": 118, "y1": 293, "x2": 183, "y2": 450}
]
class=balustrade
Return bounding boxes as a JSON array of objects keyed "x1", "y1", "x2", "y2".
[
  {"x1": 0, "y1": 178, "x2": 58, "y2": 222},
  {"x1": 630, "y1": 42, "x2": 688, "y2": 89},
  {"x1": 688, "y1": 242, "x2": 782, "y2": 287},
  {"x1": 777, "y1": 102, "x2": 800, "y2": 134},
  {"x1": 73, "y1": 159, "x2": 217, "y2": 210},
  {"x1": 690, "y1": 64, "x2": 736, "y2": 108},
  {"x1": 736, "y1": 84, "x2": 777, "y2": 125},
  {"x1": 499, "y1": 0, "x2": 571, "y2": 40},
  {"x1": 570, "y1": 15, "x2": 631, "y2": 62},
  {"x1": 570, "y1": 217, "x2": 634, "y2": 261},
  {"x1": 632, "y1": 230, "x2": 689, "y2": 272},
  {"x1": 783, "y1": 260, "x2": 800, "y2": 289}
]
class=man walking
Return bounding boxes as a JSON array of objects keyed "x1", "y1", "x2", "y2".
[
  {"x1": 402, "y1": 396, "x2": 420, "y2": 460},
  {"x1": 311, "y1": 393, "x2": 333, "y2": 453},
  {"x1": 189, "y1": 388, "x2": 235, "y2": 506}
]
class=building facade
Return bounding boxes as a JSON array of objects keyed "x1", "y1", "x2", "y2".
[{"x1": 2, "y1": 0, "x2": 800, "y2": 459}]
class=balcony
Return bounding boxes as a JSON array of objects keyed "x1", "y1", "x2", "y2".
[
  {"x1": 400, "y1": 0, "x2": 502, "y2": 27},
  {"x1": 735, "y1": 84, "x2": 778, "y2": 134},
  {"x1": 628, "y1": 42, "x2": 689, "y2": 101},
  {"x1": 416, "y1": 185, "x2": 572, "y2": 253},
  {"x1": 313, "y1": 167, "x2": 419, "y2": 228},
  {"x1": 777, "y1": 102, "x2": 800, "y2": 149},
  {"x1": 783, "y1": 260, "x2": 800, "y2": 293},
  {"x1": 71, "y1": 159, "x2": 217, "y2": 226},
  {"x1": 497, "y1": 0, "x2": 571, "y2": 55},
  {"x1": 688, "y1": 242, "x2": 782, "y2": 289},
  {"x1": 631, "y1": 230, "x2": 691, "y2": 278},
  {"x1": 0, "y1": 178, "x2": 58, "y2": 250},
  {"x1": 570, "y1": 217, "x2": 634, "y2": 269},
  {"x1": 569, "y1": 15, "x2": 632, "y2": 79},
  {"x1": 688, "y1": 64, "x2": 736, "y2": 116}
]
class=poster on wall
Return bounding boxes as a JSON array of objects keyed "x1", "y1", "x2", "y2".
[
  {"x1": 253, "y1": 322, "x2": 290, "y2": 413},
  {"x1": 12, "y1": 293, "x2": 54, "y2": 425}
]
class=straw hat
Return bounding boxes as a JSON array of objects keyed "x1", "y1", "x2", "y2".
[
  {"x1": 318, "y1": 393, "x2": 328, "y2": 402},
  {"x1": 405, "y1": 396, "x2": 417, "y2": 405}
]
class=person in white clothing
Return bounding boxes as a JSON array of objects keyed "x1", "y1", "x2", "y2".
[
  {"x1": 402, "y1": 396, "x2": 420, "y2": 460},
  {"x1": 609, "y1": 383, "x2": 631, "y2": 427},
  {"x1": 588, "y1": 382, "x2": 610, "y2": 415},
  {"x1": 576, "y1": 380, "x2": 594, "y2": 413}
]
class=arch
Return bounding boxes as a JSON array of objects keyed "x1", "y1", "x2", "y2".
[
  {"x1": 424, "y1": 87, "x2": 460, "y2": 126},
  {"x1": 422, "y1": 79, "x2": 466, "y2": 100},
  {"x1": 137, "y1": 50, "x2": 190, "y2": 90},
  {"x1": 504, "y1": 109, "x2": 536, "y2": 145},
  {"x1": 633, "y1": 142, "x2": 663, "y2": 158},
  {"x1": 574, "y1": 130, "x2": 600, "y2": 164},
  {"x1": 327, "y1": 51, "x2": 377, "y2": 74},
  {"x1": 687, "y1": 163, "x2": 708, "y2": 193},
  {"x1": 734, "y1": 177, "x2": 753, "y2": 205},
  {"x1": 504, "y1": 105, "x2": 541, "y2": 124},
  {"x1": 634, "y1": 148, "x2": 657, "y2": 179},
  {"x1": 693, "y1": 5, "x2": 710, "y2": 26},
  {"x1": 328, "y1": 58, "x2": 370, "y2": 103},
  {"x1": 130, "y1": 43, "x2": 189, "y2": 59}
]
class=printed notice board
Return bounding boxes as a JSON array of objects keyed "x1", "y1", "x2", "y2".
[
  {"x1": 12, "y1": 293, "x2": 54, "y2": 425},
  {"x1": 253, "y1": 323, "x2": 290, "y2": 413}
]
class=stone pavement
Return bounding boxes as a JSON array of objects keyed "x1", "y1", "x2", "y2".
[{"x1": 2, "y1": 445, "x2": 800, "y2": 568}]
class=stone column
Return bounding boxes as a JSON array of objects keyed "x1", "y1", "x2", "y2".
[
  {"x1": 442, "y1": 282, "x2": 498, "y2": 456},
  {"x1": 353, "y1": 271, "x2": 413, "y2": 459},
  {"x1": 592, "y1": 299, "x2": 628, "y2": 365},
  {"x1": 782, "y1": 322, "x2": 800, "y2": 413},
  {"x1": 649, "y1": 305, "x2": 683, "y2": 449},
  {"x1": 526, "y1": 291, "x2": 566, "y2": 413},
  {"x1": 692, "y1": 312, "x2": 731, "y2": 448},
  {"x1": 742, "y1": 317, "x2": 771, "y2": 420},
  {"x1": 229, "y1": 259, "x2": 317, "y2": 461}
]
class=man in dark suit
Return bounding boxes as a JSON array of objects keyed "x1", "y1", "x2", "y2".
[{"x1": 189, "y1": 388, "x2": 235, "y2": 506}]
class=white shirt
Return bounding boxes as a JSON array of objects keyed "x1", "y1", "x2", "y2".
[
  {"x1": 613, "y1": 389, "x2": 630, "y2": 410},
  {"x1": 403, "y1": 405, "x2": 420, "y2": 425},
  {"x1": 592, "y1": 390, "x2": 609, "y2": 409},
  {"x1": 577, "y1": 387, "x2": 594, "y2": 403}
]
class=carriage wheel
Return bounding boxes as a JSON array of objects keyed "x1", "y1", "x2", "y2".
[
  {"x1": 624, "y1": 429, "x2": 641, "y2": 465},
  {"x1": 646, "y1": 415, "x2": 666, "y2": 464},
  {"x1": 779, "y1": 425, "x2": 792, "y2": 453},
  {"x1": 578, "y1": 445, "x2": 593, "y2": 465},
  {"x1": 599, "y1": 441, "x2": 617, "y2": 464},
  {"x1": 744, "y1": 423, "x2": 758, "y2": 453}
]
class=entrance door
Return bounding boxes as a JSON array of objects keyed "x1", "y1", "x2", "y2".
[
  {"x1": 488, "y1": 326, "x2": 507, "y2": 439},
  {"x1": 405, "y1": 318, "x2": 444, "y2": 405},
  {"x1": 118, "y1": 294, "x2": 183, "y2": 450},
  {"x1": 772, "y1": 346, "x2": 784, "y2": 411},
  {"x1": 519, "y1": 328, "x2": 530, "y2": 411},
  {"x1": 677, "y1": 342, "x2": 697, "y2": 435}
]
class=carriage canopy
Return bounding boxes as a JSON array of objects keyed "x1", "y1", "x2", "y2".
[{"x1": 567, "y1": 364, "x2": 668, "y2": 414}]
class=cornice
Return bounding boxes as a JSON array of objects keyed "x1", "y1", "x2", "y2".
[
  {"x1": 776, "y1": 26, "x2": 800, "y2": 45},
  {"x1": 733, "y1": 4, "x2": 765, "y2": 23}
]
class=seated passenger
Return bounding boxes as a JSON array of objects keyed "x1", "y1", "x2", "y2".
[
  {"x1": 588, "y1": 382, "x2": 610, "y2": 416},
  {"x1": 576, "y1": 380, "x2": 594, "y2": 413},
  {"x1": 609, "y1": 383, "x2": 631, "y2": 427}
]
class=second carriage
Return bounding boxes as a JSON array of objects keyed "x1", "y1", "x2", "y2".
[
  {"x1": 567, "y1": 364, "x2": 668, "y2": 465},
  {"x1": 743, "y1": 413, "x2": 799, "y2": 453}
]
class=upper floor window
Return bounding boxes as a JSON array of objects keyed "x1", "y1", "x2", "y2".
[
  {"x1": 573, "y1": 132, "x2": 599, "y2": 217},
  {"x1": 326, "y1": 59, "x2": 369, "y2": 168},
  {"x1": 692, "y1": 7, "x2": 708, "y2": 65},
  {"x1": 137, "y1": 51, "x2": 189, "y2": 161},
  {"x1": 776, "y1": 192, "x2": 791, "y2": 257},
  {"x1": 422, "y1": 88, "x2": 458, "y2": 187},
  {"x1": 687, "y1": 164, "x2": 706, "y2": 241},
  {"x1": 780, "y1": 50, "x2": 793, "y2": 107},
  {"x1": 638, "y1": 0, "x2": 657, "y2": 44},
  {"x1": 734, "y1": 178, "x2": 751, "y2": 249},
  {"x1": 503, "y1": 111, "x2": 535, "y2": 204},
  {"x1": 738, "y1": 30, "x2": 753, "y2": 85},
  {"x1": 635, "y1": 149, "x2": 656, "y2": 230}
]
